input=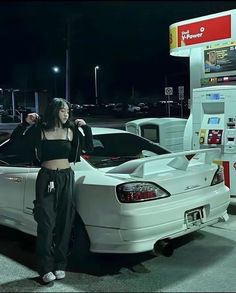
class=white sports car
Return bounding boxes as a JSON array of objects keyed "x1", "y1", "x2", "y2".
[{"x1": 0, "y1": 127, "x2": 230, "y2": 256}]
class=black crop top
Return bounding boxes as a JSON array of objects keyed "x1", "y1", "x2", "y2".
[{"x1": 41, "y1": 129, "x2": 72, "y2": 162}]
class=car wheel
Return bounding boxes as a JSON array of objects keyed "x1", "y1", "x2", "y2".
[{"x1": 68, "y1": 212, "x2": 91, "y2": 260}]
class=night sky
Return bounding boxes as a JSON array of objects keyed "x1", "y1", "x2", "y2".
[{"x1": 0, "y1": 1, "x2": 236, "y2": 104}]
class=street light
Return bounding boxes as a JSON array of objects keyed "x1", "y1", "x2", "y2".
[
  {"x1": 94, "y1": 65, "x2": 99, "y2": 104},
  {"x1": 52, "y1": 66, "x2": 60, "y2": 97}
]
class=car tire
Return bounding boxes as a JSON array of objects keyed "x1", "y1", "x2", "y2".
[{"x1": 68, "y1": 212, "x2": 91, "y2": 260}]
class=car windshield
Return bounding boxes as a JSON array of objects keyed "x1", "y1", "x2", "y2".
[{"x1": 83, "y1": 133, "x2": 170, "y2": 168}]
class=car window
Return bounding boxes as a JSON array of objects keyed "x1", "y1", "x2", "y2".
[
  {"x1": 0, "y1": 139, "x2": 11, "y2": 165},
  {"x1": 84, "y1": 133, "x2": 170, "y2": 168},
  {"x1": 0, "y1": 138, "x2": 34, "y2": 167},
  {"x1": 0, "y1": 132, "x2": 11, "y2": 144}
]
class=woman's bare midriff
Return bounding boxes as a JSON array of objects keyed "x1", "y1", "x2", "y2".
[{"x1": 41, "y1": 159, "x2": 70, "y2": 170}]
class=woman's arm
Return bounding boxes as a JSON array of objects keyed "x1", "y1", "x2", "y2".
[
  {"x1": 80, "y1": 124, "x2": 93, "y2": 152},
  {"x1": 69, "y1": 119, "x2": 94, "y2": 162},
  {"x1": 74, "y1": 118, "x2": 94, "y2": 152},
  {"x1": 6, "y1": 113, "x2": 40, "y2": 160}
]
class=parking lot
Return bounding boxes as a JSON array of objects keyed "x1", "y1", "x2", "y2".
[{"x1": 0, "y1": 204, "x2": 236, "y2": 292}]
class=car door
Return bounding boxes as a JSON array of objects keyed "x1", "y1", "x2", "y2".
[
  {"x1": 23, "y1": 166, "x2": 40, "y2": 215},
  {"x1": 19, "y1": 166, "x2": 40, "y2": 236},
  {"x1": 0, "y1": 164, "x2": 29, "y2": 224}
]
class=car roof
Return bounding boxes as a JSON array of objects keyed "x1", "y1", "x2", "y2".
[{"x1": 91, "y1": 127, "x2": 127, "y2": 135}]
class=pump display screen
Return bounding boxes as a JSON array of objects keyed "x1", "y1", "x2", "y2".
[
  {"x1": 143, "y1": 129, "x2": 158, "y2": 142},
  {"x1": 208, "y1": 117, "x2": 220, "y2": 124},
  {"x1": 141, "y1": 125, "x2": 159, "y2": 143},
  {"x1": 209, "y1": 93, "x2": 220, "y2": 100}
]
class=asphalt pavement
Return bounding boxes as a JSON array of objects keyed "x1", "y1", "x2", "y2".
[{"x1": 1, "y1": 205, "x2": 236, "y2": 292}]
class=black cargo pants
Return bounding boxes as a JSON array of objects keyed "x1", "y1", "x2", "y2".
[{"x1": 33, "y1": 167, "x2": 75, "y2": 276}]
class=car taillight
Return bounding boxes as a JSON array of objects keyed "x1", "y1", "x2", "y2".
[
  {"x1": 116, "y1": 181, "x2": 170, "y2": 203},
  {"x1": 211, "y1": 166, "x2": 224, "y2": 186},
  {"x1": 82, "y1": 154, "x2": 90, "y2": 160}
]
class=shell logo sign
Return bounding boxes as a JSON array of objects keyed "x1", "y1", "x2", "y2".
[
  {"x1": 180, "y1": 26, "x2": 205, "y2": 46},
  {"x1": 170, "y1": 14, "x2": 231, "y2": 49}
]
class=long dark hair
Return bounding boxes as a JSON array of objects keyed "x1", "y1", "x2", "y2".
[{"x1": 42, "y1": 98, "x2": 72, "y2": 130}]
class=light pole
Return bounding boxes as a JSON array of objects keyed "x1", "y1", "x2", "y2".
[
  {"x1": 52, "y1": 66, "x2": 60, "y2": 97},
  {"x1": 65, "y1": 19, "x2": 71, "y2": 101},
  {"x1": 11, "y1": 89, "x2": 20, "y2": 122},
  {"x1": 94, "y1": 65, "x2": 99, "y2": 104}
]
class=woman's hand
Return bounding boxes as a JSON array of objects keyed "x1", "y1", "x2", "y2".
[
  {"x1": 75, "y1": 118, "x2": 86, "y2": 127},
  {"x1": 25, "y1": 113, "x2": 39, "y2": 125}
]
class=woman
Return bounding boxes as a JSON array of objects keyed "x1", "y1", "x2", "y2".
[{"x1": 9, "y1": 98, "x2": 93, "y2": 284}]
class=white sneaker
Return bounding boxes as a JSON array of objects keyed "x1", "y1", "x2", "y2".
[
  {"x1": 54, "y1": 270, "x2": 66, "y2": 280},
  {"x1": 42, "y1": 272, "x2": 56, "y2": 283}
]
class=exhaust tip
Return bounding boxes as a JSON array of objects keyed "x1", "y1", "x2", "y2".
[{"x1": 153, "y1": 239, "x2": 174, "y2": 257}]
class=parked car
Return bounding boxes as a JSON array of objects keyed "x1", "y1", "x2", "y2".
[
  {"x1": 138, "y1": 102, "x2": 149, "y2": 112},
  {"x1": 112, "y1": 103, "x2": 141, "y2": 117},
  {"x1": 0, "y1": 109, "x2": 22, "y2": 123},
  {"x1": 0, "y1": 127, "x2": 230, "y2": 257},
  {"x1": 113, "y1": 103, "x2": 141, "y2": 113}
]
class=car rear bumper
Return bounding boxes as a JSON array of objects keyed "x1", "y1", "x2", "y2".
[
  {"x1": 86, "y1": 185, "x2": 230, "y2": 254},
  {"x1": 87, "y1": 214, "x2": 226, "y2": 254}
]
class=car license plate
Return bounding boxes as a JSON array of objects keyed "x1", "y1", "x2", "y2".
[{"x1": 185, "y1": 207, "x2": 205, "y2": 228}]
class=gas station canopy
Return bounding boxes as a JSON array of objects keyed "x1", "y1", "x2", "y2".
[{"x1": 169, "y1": 9, "x2": 236, "y2": 57}]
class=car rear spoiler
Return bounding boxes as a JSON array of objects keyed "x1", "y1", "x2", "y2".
[{"x1": 107, "y1": 148, "x2": 221, "y2": 178}]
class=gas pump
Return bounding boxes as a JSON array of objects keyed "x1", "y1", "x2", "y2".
[
  {"x1": 169, "y1": 9, "x2": 236, "y2": 201},
  {"x1": 190, "y1": 85, "x2": 236, "y2": 197}
]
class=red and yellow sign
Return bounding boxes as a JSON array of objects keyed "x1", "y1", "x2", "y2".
[
  {"x1": 170, "y1": 15, "x2": 231, "y2": 49},
  {"x1": 169, "y1": 27, "x2": 177, "y2": 50}
]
